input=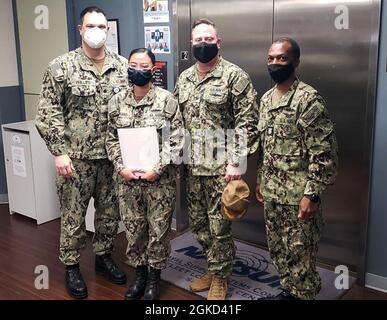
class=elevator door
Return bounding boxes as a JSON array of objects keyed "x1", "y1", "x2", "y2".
[
  {"x1": 175, "y1": 0, "x2": 273, "y2": 246},
  {"x1": 175, "y1": 0, "x2": 379, "y2": 275},
  {"x1": 273, "y1": 1, "x2": 379, "y2": 273}
]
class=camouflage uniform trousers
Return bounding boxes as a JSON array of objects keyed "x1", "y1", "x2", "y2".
[
  {"x1": 264, "y1": 201, "x2": 324, "y2": 299},
  {"x1": 56, "y1": 159, "x2": 119, "y2": 265},
  {"x1": 186, "y1": 174, "x2": 236, "y2": 278},
  {"x1": 118, "y1": 179, "x2": 175, "y2": 270}
]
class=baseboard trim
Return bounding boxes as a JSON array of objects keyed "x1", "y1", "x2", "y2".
[
  {"x1": 365, "y1": 272, "x2": 387, "y2": 293},
  {"x1": 0, "y1": 194, "x2": 8, "y2": 204}
]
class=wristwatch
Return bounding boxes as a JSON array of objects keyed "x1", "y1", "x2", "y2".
[{"x1": 305, "y1": 194, "x2": 320, "y2": 203}]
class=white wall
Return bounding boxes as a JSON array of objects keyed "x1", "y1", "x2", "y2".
[
  {"x1": 16, "y1": 0, "x2": 69, "y2": 119},
  {"x1": 0, "y1": 0, "x2": 19, "y2": 87}
]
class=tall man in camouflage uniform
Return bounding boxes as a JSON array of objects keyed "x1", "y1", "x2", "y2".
[
  {"x1": 256, "y1": 38, "x2": 338, "y2": 300},
  {"x1": 175, "y1": 18, "x2": 259, "y2": 300},
  {"x1": 35, "y1": 6, "x2": 127, "y2": 299}
]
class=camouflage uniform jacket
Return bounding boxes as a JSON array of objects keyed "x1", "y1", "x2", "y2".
[
  {"x1": 35, "y1": 47, "x2": 128, "y2": 159},
  {"x1": 106, "y1": 85, "x2": 184, "y2": 184},
  {"x1": 257, "y1": 79, "x2": 338, "y2": 205},
  {"x1": 175, "y1": 58, "x2": 259, "y2": 176}
]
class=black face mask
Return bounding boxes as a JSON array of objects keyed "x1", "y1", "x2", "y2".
[
  {"x1": 267, "y1": 63, "x2": 295, "y2": 84},
  {"x1": 192, "y1": 42, "x2": 219, "y2": 63},
  {"x1": 128, "y1": 68, "x2": 152, "y2": 86}
]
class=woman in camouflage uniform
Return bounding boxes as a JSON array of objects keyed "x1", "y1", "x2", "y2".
[{"x1": 106, "y1": 48, "x2": 183, "y2": 300}]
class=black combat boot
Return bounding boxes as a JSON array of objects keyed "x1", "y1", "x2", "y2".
[
  {"x1": 65, "y1": 264, "x2": 88, "y2": 299},
  {"x1": 95, "y1": 254, "x2": 127, "y2": 285},
  {"x1": 125, "y1": 266, "x2": 148, "y2": 300},
  {"x1": 144, "y1": 267, "x2": 161, "y2": 300}
]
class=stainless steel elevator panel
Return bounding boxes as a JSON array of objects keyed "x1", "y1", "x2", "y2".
[
  {"x1": 174, "y1": 0, "x2": 380, "y2": 279},
  {"x1": 273, "y1": 0, "x2": 380, "y2": 274},
  {"x1": 189, "y1": 0, "x2": 274, "y2": 247},
  {"x1": 174, "y1": 0, "x2": 273, "y2": 236},
  {"x1": 176, "y1": 0, "x2": 273, "y2": 97}
]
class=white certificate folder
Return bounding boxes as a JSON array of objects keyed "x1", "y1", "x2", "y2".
[{"x1": 117, "y1": 127, "x2": 160, "y2": 171}]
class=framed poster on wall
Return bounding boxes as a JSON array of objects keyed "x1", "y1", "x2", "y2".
[
  {"x1": 143, "y1": 0, "x2": 169, "y2": 23},
  {"x1": 106, "y1": 19, "x2": 121, "y2": 55},
  {"x1": 153, "y1": 61, "x2": 168, "y2": 89},
  {"x1": 144, "y1": 26, "x2": 170, "y2": 54}
]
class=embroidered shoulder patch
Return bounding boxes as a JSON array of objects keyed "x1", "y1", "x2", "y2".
[
  {"x1": 50, "y1": 63, "x2": 64, "y2": 81},
  {"x1": 299, "y1": 103, "x2": 324, "y2": 127},
  {"x1": 233, "y1": 77, "x2": 249, "y2": 95},
  {"x1": 165, "y1": 98, "x2": 178, "y2": 117}
]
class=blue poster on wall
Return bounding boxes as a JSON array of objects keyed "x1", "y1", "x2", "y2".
[{"x1": 144, "y1": 26, "x2": 170, "y2": 54}]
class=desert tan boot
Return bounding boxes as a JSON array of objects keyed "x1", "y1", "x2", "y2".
[
  {"x1": 190, "y1": 272, "x2": 213, "y2": 292},
  {"x1": 207, "y1": 276, "x2": 228, "y2": 300}
]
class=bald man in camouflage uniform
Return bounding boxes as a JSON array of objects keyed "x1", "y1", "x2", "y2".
[
  {"x1": 256, "y1": 38, "x2": 338, "y2": 300},
  {"x1": 175, "y1": 18, "x2": 259, "y2": 300},
  {"x1": 35, "y1": 7, "x2": 127, "y2": 299}
]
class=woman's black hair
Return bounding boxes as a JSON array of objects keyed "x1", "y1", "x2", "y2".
[{"x1": 128, "y1": 48, "x2": 156, "y2": 66}]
